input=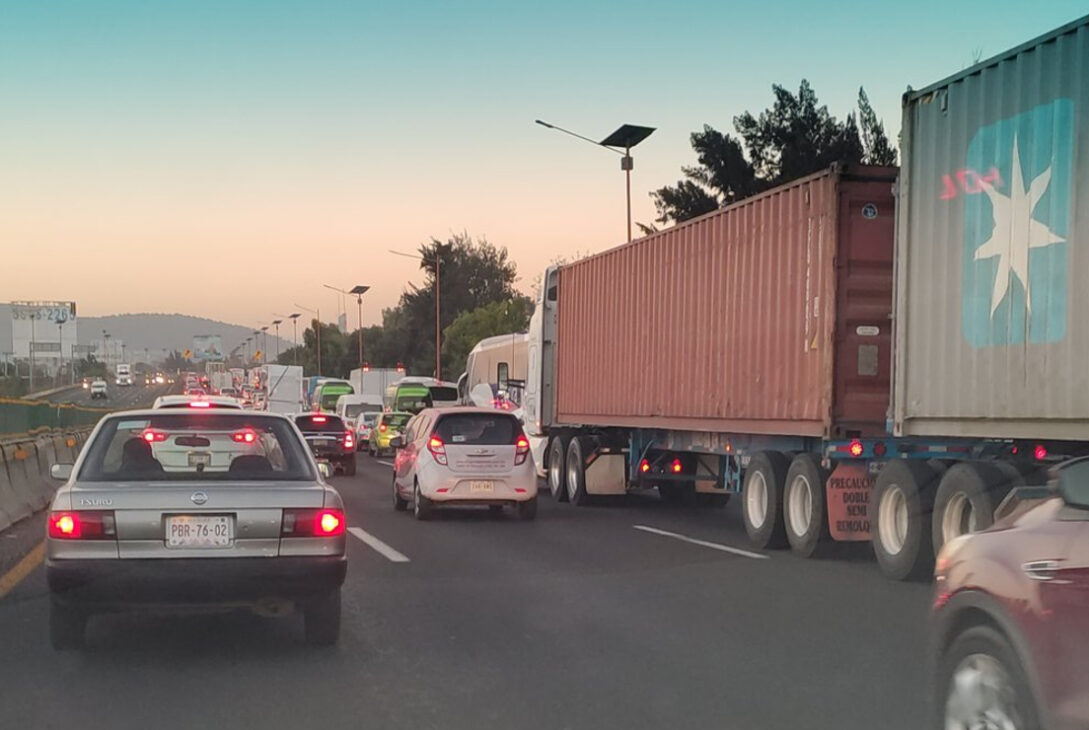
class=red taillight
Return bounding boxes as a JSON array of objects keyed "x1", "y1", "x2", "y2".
[
  {"x1": 48, "y1": 511, "x2": 116, "y2": 540},
  {"x1": 343, "y1": 431, "x2": 354, "y2": 450},
  {"x1": 141, "y1": 429, "x2": 167, "y2": 443},
  {"x1": 312, "y1": 415, "x2": 327, "y2": 423},
  {"x1": 429, "y1": 436, "x2": 448, "y2": 465},
  {"x1": 849, "y1": 440, "x2": 864, "y2": 458},
  {"x1": 872, "y1": 441, "x2": 887, "y2": 457},
  {"x1": 281, "y1": 508, "x2": 346, "y2": 537},
  {"x1": 379, "y1": 424, "x2": 387, "y2": 432},
  {"x1": 232, "y1": 430, "x2": 257, "y2": 443},
  {"x1": 640, "y1": 459, "x2": 650, "y2": 473},
  {"x1": 189, "y1": 400, "x2": 211, "y2": 408},
  {"x1": 1034, "y1": 444, "x2": 1048, "y2": 461},
  {"x1": 671, "y1": 458, "x2": 683, "y2": 474},
  {"x1": 514, "y1": 435, "x2": 530, "y2": 465}
]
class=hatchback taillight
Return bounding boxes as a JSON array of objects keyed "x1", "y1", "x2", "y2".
[
  {"x1": 428, "y1": 436, "x2": 448, "y2": 465},
  {"x1": 515, "y1": 435, "x2": 530, "y2": 465},
  {"x1": 48, "y1": 510, "x2": 116, "y2": 540},
  {"x1": 343, "y1": 430, "x2": 354, "y2": 450},
  {"x1": 281, "y1": 508, "x2": 346, "y2": 537}
]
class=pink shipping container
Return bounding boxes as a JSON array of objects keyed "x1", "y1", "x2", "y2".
[{"x1": 554, "y1": 165, "x2": 898, "y2": 439}]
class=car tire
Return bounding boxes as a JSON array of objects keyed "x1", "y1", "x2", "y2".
[
  {"x1": 303, "y1": 589, "x2": 341, "y2": 647},
  {"x1": 936, "y1": 625, "x2": 1040, "y2": 730},
  {"x1": 783, "y1": 454, "x2": 832, "y2": 559},
  {"x1": 547, "y1": 435, "x2": 570, "y2": 502},
  {"x1": 565, "y1": 437, "x2": 591, "y2": 506},
  {"x1": 931, "y1": 462, "x2": 1022, "y2": 557},
  {"x1": 516, "y1": 497, "x2": 538, "y2": 521},
  {"x1": 341, "y1": 457, "x2": 356, "y2": 477},
  {"x1": 393, "y1": 476, "x2": 409, "y2": 511},
  {"x1": 871, "y1": 460, "x2": 939, "y2": 581},
  {"x1": 413, "y1": 482, "x2": 433, "y2": 521},
  {"x1": 49, "y1": 598, "x2": 87, "y2": 651},
  {"x1": 741, "y1": 451, "x2": 790, "y2": 549}
]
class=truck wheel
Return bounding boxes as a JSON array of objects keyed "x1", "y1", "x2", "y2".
[
  {"x1": 871, "y1": 460, "x2": 939, "y2": 581},
  {"x1": 303, "y1": 589, "x2": 341, "y2": 646},
  {"x1": 741, "y1": 451, "x2": 790, "y2": 549},
  {"x1": 783, "y1": 454, "x2": 832, "y2": 559},
  {"x1": 49, "y1": 598, "x2": 87, "y2": 651},
  {"x1": 931, "y1": 462, "x2": 1015, "y2": 556},
  {"x1": 565, "y1": 437, "x2": 591, "y2": 506},
  {"x1": 547, "y1": 436, "x2": 569, "y2": 502}
]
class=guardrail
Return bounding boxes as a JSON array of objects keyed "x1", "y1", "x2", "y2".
[
  {"x1": 0, "y1": 429, "x2": 92, "y2": 533},
  {"x1": 0, "y1": 396, "x2": 110, "y2": 439}
]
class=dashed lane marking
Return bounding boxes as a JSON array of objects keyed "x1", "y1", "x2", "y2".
[
  {"x1": 0, "y1": 541, "x2": 46, "y2": 600},
  {"x1": 632, "y1": 525, "x2": 768, "y2": 560},
  {"x1": 376, "y1": 460, "x2": 395, "y2": 467},
  {"x1": 348, "y1": 527, "x2": 410, "y2": 563}
]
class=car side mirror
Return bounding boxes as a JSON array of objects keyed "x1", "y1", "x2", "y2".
[
  {"x1": 389, "y1": 436, "x2": 404, "y2": 449},
  {"x1": 1056, "y1": 459, "x2": 1089, "y2": 510},
  {"x1": 50, "y1": 463, "x2": 73, "y2": 481}
]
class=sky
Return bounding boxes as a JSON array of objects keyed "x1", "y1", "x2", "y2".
[{"x1": 1, "y1": 0, "x2": 1086, "y2": 328}]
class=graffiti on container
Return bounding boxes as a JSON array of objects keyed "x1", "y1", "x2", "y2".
[
  {"x1": 825, "y1": 463, "x2": 874, "y2": 541},
  {"x1": 939, "y1": 167, "x2": 1005, "y2": 200}
]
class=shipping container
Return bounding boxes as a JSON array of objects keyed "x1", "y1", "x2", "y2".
[
  {"x1": 895, "y1": 15, "x2": 1089, "y2": 440},
  {"x1": 554, "y1": 165, "x2": 897, "y2": 439}
]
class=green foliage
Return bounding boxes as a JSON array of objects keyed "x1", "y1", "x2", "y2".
[
  {"x1": 278, "y1": 233, "x2": 525, "y2": 381},
  {"x1": 441, "y1": 297, "x2": 534, "y2": 379},
  {"x1": 162, "y1": 350, "x2": 192, "y2": 373},
  {"x1": 653, "y1": 80, "x2": 897, "y2": 224},
  {"x1": 74, "y1": 356, "x2": 107, "y2": 379},
  {"x1": 0, "y1": 375, "x2": 27, "y2": 397}
]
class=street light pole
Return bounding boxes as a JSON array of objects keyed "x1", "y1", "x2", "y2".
[
  {"x1": 389, "y1": 249, "x2": 443, "y2": 378},
  {"x1": 535, "y1": 119, "x2": 655, "y2": 244},
  {"x1": 294, "y1": 304, "x2": 321, "y2": 375},
  {"x1": 346, "y1": 285, "x2": 371, "y2": 369},
  {"x1": 271, "y1": 320, "x2": 282, "y2": 362}
]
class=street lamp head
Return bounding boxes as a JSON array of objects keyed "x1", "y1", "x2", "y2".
[
  {"x1": 272, "y1": 320, "x2": 282, "y2": 326},
  {"x1": 289, "y1": 312, "x2": 301, "y2": 320},
  {"x1": 534, "y1": 119, "x2": 554, "y2": 129},
  {"x1": 600, "y1": 124, "x2": 656, "y2": 149},
  {"x1": 349, "y1": 285, "x2": 370, "y2": 296}
]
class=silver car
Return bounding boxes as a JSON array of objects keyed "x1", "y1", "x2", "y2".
[{"x1": 45, "y1": 409, "x2": 348, "y2": 650}]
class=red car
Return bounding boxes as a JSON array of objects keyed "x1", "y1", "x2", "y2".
[{"x1": 931, "y1": 457, "x2": 1089, "y2": 730}]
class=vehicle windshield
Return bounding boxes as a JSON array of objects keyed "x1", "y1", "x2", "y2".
[
  {"x1": 434, "y1": 413, "x2": 518, "y2": 444},
  {"x1": 343, "y1": 404, "x2": 374, "y2": 419},
  {"x1": 382, "y1": 414, "x2": 410, "y2": 430},
  {"x1": 79, "y1": 414, "x2": 314, "y2": 481},
  {"x1": 396, "y1": 392, "x2": 431, "y2": 412},
  {"x1": 319, "y1": 387, "x2": 353, "y2": 411},
  {"x1": 428, "y1": 386, "x2": 458, "y2": 403}
]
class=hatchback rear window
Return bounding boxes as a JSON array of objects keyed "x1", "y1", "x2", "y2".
[
  {"x1": 433, "y1": 414, "x2": 518, "y2": 445},
  {"x1": 295, "y1": 415, "x2": 346, "y2": 432}
]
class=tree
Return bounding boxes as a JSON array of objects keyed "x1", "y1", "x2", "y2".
[
  {"x1": 441, "y1": 297, "x2": 534, "y2": 379},
  {"x1": 163, "y1": 350, "x2": 191, "y2": 372},
  {"x1": 653, "y1": 80, "x2": 897, "y2": 224},
  {"x1": 74, "y1": 355, "x2": 107, "y2": 379}
]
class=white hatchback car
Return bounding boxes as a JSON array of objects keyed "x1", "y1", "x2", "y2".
[{"x1": 391, "y1": 408, "x2": 537, "y2": 520}]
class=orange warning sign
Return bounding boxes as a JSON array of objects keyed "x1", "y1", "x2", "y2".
[{"x1": 826, "y1": 463, "x2": 874, "y2": 541}]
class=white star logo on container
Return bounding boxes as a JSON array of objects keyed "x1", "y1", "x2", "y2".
[{"x1": 974, "y1": 136, "x2": 1065, "y2": 315}]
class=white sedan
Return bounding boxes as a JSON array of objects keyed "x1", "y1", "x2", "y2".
[{"x1": 391, "y1": 407, "x2": 537, "y2": 520}]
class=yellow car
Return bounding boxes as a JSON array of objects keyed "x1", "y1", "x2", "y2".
[{"x1": 368, "y1": 411, "x2": 411, "y2": 457}]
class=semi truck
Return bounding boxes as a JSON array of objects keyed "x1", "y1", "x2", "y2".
[
  {"x1": 523, "y1": 16, "x2": 1089, "y2": 582},
  {"x1": 348, "y1": 367, "x2": 402, "y2": 406},
  {"x1": 256, "y1": 364, "x2": 305, "y2": 414}
]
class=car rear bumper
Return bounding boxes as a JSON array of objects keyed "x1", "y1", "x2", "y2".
[{"x1": 47, "y1": 555, "x2": 347, "y2": 606}]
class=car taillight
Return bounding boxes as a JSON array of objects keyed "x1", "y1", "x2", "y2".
[
  {"x1": 379, "y1": 424, "x2": 387, "y2": 432},
  {"x1": 312, "y1": 415, "x2": 327, "y2": 423},
  {"x1": 281, "y1": 508, "x2": 346, "y2": 537},
  {"x1": 48, "y1": 511, "x2": 116, "y2": 540},
  {"x1": 141, "y1": 429, "x2": 168, "y2": 443},
  {"x1": 428, "y1": 436, "x2": 448, "y2": 465},
  {"x1": 189, "y1": 400, "x2": 211, "y2": 408},
  {"x1": 344, "y1": 430, "x2": 354, "y2": 450},
  {"x1": 514, "y1": 435, "x2": 530, "y2": 465},
  {"x1": 232, "y1": 429, "x2": 257, "y2": 443}
]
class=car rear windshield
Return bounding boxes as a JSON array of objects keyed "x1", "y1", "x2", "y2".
[
  {"x1": 433, "y1": 413, "x2": 518, "y2": 445},
  {"x1": 79, "y1": 414, "x2": 314, "y2": 482},
  {"x1": 428, "y1": 386, "x2": 458, "y2": 402},
  {"x1": 295, "y1": 414, "x2": 346, "y2": 432},
  {"x1": 382, "y1": 414, "x2": 410, "y2": 429}
]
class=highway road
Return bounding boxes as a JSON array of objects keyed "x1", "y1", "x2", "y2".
[
  {"x1": 38, "y1": 381, "x2": 176, "y2": 409},
  {"x1": 0, "y1": 453, "x2": 933, "y2": 730}
]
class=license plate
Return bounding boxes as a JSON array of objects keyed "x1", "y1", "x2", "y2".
[
  {"x1": 188, "y1": 452, "x2": 211, "y2": 467},
  {"x1": 314, "y1": 439, "x2": 336, "y2": 448},
  {"x1": 470, "y1": 481, "x2": 493, "y2": 493},
  {"x1": 166, "y1": 515, "x2": 233, "y2": 548}
]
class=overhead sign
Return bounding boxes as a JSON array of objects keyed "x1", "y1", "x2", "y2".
[
  {"x1": 10, "y1": 301, "x2": 76, "y2": 323},
  {"x1": 10, "y1": 300, "x2": 79, "y2": 361},
  {"x1": 192, "y1": 335, "x2": 224, "y2": 362}
]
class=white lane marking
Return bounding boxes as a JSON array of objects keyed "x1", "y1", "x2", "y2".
[
  {"x1": 348, "y1": 527, "x2": 410, "y2": 563},
  {"x1": 632, "y1": 525, "x2": 768, "y2": 560},
  {"x1": 377, "y1": 460, "x2": 395, "y2": 467}
]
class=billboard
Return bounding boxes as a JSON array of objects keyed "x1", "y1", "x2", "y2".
[
  {"x1": 192, "y1": 335, "x2": 224, "y2": 362},
  {"x1": 10, "y1": 301, "x2": 78, "y2": 362}
]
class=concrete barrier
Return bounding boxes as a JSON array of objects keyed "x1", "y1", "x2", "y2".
[
  {"x1": 0, "y1": 428, "x2": 93, "y2": 535},
  {"x1": 0, "y1": 444, "x2": 40, "y2": 526}
]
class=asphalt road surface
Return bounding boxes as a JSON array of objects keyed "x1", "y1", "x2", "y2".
[
  {"x1": 42, "y1": 381, "x2": 175, "y2": 409},
  {"x1": 0, "y1": 453, "x2": 933, "y2": 730}
]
